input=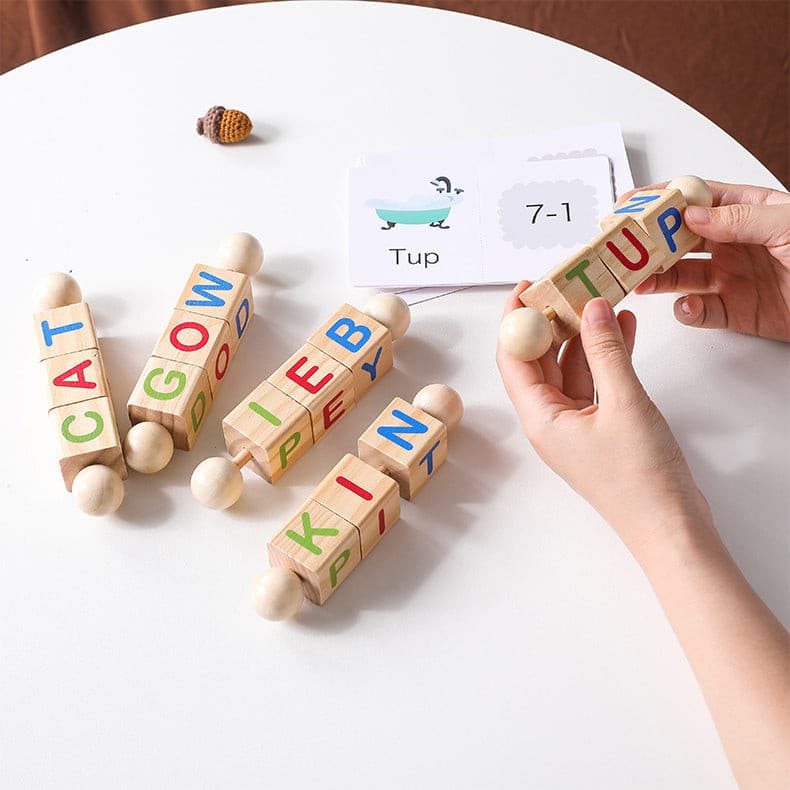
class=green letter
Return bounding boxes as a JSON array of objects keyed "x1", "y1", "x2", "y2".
[
  {"x1": 143, "y1": 368, "x2": 186, "y2": 401},
  {"x1": 191, "y1": 391, "x2": 207, "y2": 431},
  {"x1": 329, "y1": 550, "x2": 351, "y2": 588},
  {"x1": 249, "y1": 402, "x2": 281, "y2": 426},
  {"x1": 565, "y1": 259, "x2": 600, "y2": 297},
  {"x1": 61, "y1": 410, "x2": 104, "y2": 443},
  {"x1": 279, "y1": 432, "x2": 301, "y2": 470},
  {"x1": 285, "y1": 511, "x2": 339, "y2": 556}
]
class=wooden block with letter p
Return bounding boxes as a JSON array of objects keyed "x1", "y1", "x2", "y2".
[
  {"x1": 311, "y1": 453, "x2": 401, "y2": 558},
  {"x1": 358, "y1": 397, "x2": 447, "y2": 500},
  {"x1": 222, "y1": 380, "x2": 314, "y2": 483},
  {"x1": 128, "y1": 357, "x2": 213, "y2": 450},
  {"x1": 34, "y1": 302, "x2": 97, "y2": 361},
  {"x1": 268, "y1": 499, "x2": 362, "y2": 604},
  {"x1": 306, "y1": 304, "x2": 393, "y2": 400},
  {"x1": 267, "y1": 343, "x2": 355, "y2": 443}
]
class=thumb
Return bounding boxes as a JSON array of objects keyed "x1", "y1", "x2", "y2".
[
  {"x1": 580, "y1": 299, "x2": 646, "y2": 406},
  {"x1": 685, "y1": 203, "x2": 790, "y2": 247}
]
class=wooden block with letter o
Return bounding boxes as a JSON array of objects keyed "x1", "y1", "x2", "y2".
[
  {"x1": 306, "y1": 303, "x2": 394, "y2": 400},
  {"x1": 268, "y1": 499, "x2": 362, "y2": 605},
  {"x1": 128, "y1": 357, "x2": 213, "y2": 450},
  {"x1": 34, "y1": 302, "x2": 97, "y2": 361},
  {"x1": 267, "y1": 343, "x2": 355, "y2": 443},
  {"x1": 311, "y1": 453, "x2": 401, "y2": 558},
  {"x1": 222, "y1": 380, "x2": 314, "y2": 483},
  {"x1": 358, "y1": 397, "x2": 448, "y2": 500},
  {"x1": 41, "y1": 347, "x2": 109, "y2": 411}
]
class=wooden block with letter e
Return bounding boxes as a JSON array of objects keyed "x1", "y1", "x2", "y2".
[
  {"x1": 311, "y1": 453, "x2": 401, "y2": 558},
  {"x1": 34, "y1": 302, "x2": 97, "y2": 361},
  {"x1": 358, "y1": 397, "x2": 448, "y2": 500},
  {"x1": 268, "y1": 499, "x2": 362, "y2": 604},
  {"x1": 128, "y1": 357, "x2": 213, "y2": 450},
  {"x1": 267, "y1": 343, "x2": 355, "y2": 443},
  {"x1": 306, "y1": 303, "x2": 394, "y2": 400},
  {"x1": 49, "y1": 395, "x2": 127, "y2": 490},
  {"x1": 41, "y1": 347, "x2": 109, "y2": 411},
  {"x1": 222, "y1": 380, "x2": 314, "y2": 483}
]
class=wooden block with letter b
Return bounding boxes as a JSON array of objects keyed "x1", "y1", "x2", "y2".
[
  {"x1": 268, "y1": 499, "x2": 362, "y2": 604},
  {"x1": 358, "y1": 397, "x2": 447, "y2": 500},
  {"x1": 306, "y1": 303, "x2": 393, "y2": 400},
  {"x1": 34, "y1": 302, "x2": 97, "y2": 361},
  {"x1": 311, "y1": 453, "x2": 401, "y2": 558},
  {"x1": 128, "y1": 357, "x2": 213, "y2": 450}
]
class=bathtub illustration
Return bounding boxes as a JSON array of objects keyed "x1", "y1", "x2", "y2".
[{"x1": 367, "y1": 176, "x2": 464, "y2": 230}]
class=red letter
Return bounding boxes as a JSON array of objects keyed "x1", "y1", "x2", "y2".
[
  {"x1": 606, "y1": 227, "x2": 650, "y2": 271},
  {"x1": 322, "y1": 390, "x2": 346, "y2": 430},
  {"x1": 52, "y1": 359, "x2": 96, "y2": 390},
  {"x1": 170, "y1": 321, "x2": 209, "y2": 352},
  {"x1": 286, "y1": 356, "x2": 333, "y2": 394},
  {"x1": 215, "y1": 343, "x2": 230, "y2": 380},
  {"x1": 336, "y1": 475, "x2": 373, "y2": 500}
]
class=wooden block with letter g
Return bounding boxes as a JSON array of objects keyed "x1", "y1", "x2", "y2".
[
  {"x1": 358, "y1": 397, "x2": 447, "y2": 500},
  {"x1": 268, "y1": 499, "x2": 362, "y2": 605},
  {"x1": 34, "y1": 302, "x2": 97, "y2": 361},
  {"x1": 222, "y1": 380, "x2": 314, "y2": 483},
  {"x1": 311, "y1": 453, "x2": 401, "y2": 558},
  {"x1": 128, "y1": 357, "x2": 213, "y2": 450},
  {"x1": 306, "y1": 303, "x2": 393, "y2": 400}
]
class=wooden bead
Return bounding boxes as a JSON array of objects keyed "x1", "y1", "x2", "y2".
[
  {"x1": 190, "y1": 456, "x2": 244, "y2": 509},
  {"x1": 412, "y1": 384, "x2": 463, "y2": 431},
  {"x1": 363, "y1": 293, "x2": 410, "y2": 340},
  {"x1": 32, "y1": 272, "x2": 82, "y2": 311},
  {"x1": 216, "y1": 232, "x2": 264, "y2": 276},
  {"x1": 666, "y1": 175, "x2": 713, "y2": 208},
  {"x1": 499, "y1": 307, "x2": 553, "y2": 361},
  {"x1": 72, "y1": 464, "x2": 124, "y2": 515},
  {"x1": 123, "y1": 421, "x2": 174, "y2": 474},
  {"x1": 251, "y1": 567, "x2": 305, "y2": 621}
]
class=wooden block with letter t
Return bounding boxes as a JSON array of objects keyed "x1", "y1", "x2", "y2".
[
  {"x1": 41, "y1": 347, "x2": 109, "y2": 411},
  {"x1": 267, "y1": 343, "x2": 355, "y2": 443},
  {"x1": 358, "y1": 397, "x2": 448, "y2": 500},
  {"x1": 127, "y1": 357, "x2": 213, "y2": 450},
  {"x1": 34, "y1": 302, "x2": 97, "y2": 361},
  {"x1": 222, "y1": 380, "x2": 314, "y2": 483},
  {"x1": 268, "y1": 499, "x2": 362, "y2": 605},
  {"x1": 311, "y1": 453, "x2": 401, "y2": 558},
  {"x1": 306, "y1": 303, "x2": 393, "y2": 400}
]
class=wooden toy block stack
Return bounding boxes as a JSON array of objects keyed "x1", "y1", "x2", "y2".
[
  {"x1": 33, "y1": 273, "x2": 127, "y2": 515},
  {"x1": 123, "y1": 233, "x2": 264, "y2": 474},
  {"x1": 248, "y1": 384, "x2": 464, "y2": 621},
  {"x1": 499, "y1": 176, "x2": 714, "y2": 361},
  {"x1": 190, "y1": 292, "x2": 412, "y2": 509}
]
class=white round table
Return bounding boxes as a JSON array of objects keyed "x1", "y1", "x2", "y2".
[{"x1": 1, "y1": 3, "x2": 786, "y2": 788}]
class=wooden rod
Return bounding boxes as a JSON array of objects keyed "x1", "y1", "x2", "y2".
[{"x1": 232, "y1": 448, "x2": 253, "y2": 468}]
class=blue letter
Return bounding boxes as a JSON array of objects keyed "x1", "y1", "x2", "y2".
[
  {"x1": 41, "y1": 319, "x2": 84, "y2": 347},
  {"x1": 419, "y1": 440, "x2": 441, "y2": 475},
  {"x1": 185, "y1": 271, "x2": 233, "y2": 308},
  {"x1": 360, "y1": 346, "x2": 383, "y2": 382},
  {"x1": 377, "y1": 409, "x2": 428, "y2": 451},
  {"x1": 614, "y1": 194, "x2": 660, "y2": 214},
  {"x1": 235, "y1": 298, "x2": 250, "y2": 339},
  {"x1": 326, "y1": 317, "x2": 371, "y2": 352},
  {"x1": 657, "y1": 207, "x2": 682, "y2": 254}
]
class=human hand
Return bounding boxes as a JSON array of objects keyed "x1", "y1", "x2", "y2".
[
  {"x1": 632, "y1": 180, "x2": 790, "y2": 341},
  {"x1": 496, "y1": 284, "x2": 712, "y2": 559}
]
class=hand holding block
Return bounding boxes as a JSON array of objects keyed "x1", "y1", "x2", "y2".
[
  {"x1": 41, "y1": 347, "x2": 109, "y2": 410},
  {"x1": 34, "y1": 302, "x2": 97, "y2": 361}
]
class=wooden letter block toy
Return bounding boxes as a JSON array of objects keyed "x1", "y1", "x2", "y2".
[
  {"x1": 191, "y1": 293, "x2": 411, "y2": 509},
  {"x1": 33, "y1": 273, "x2": 127, "y2": 515},
  {"x1": 123, "y1": 234, "x2": 263, "y2": 474},
  {"x1": 250, "y1": 384, "x2": 463, "y2": 620},
  {"x1": 590, "y1": 216, "x2": 663, "y2": 292}
]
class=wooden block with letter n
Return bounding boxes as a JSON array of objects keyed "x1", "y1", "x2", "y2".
[
  {"x1": 49, "y1": 395, "x2": 127, "y2": 490},
  {"x1": 311, "y1": 453, "x2": 401, "y2": 558},
  {"x1": 128, "y1": 357, "x2": 213, "y2": 450},
  {"x1": 174, "y1": 264, "x2": 253, "y2": 353},
  {"x1": 34, "y1": 302, "x2": 97, "y2": 361},
  {"x1": 268, "y1": 499, "x2": 362, "y2": 605},
  {"x1": 267, "y1": 343, "x2": 355, "y2": 444},
  {"x1": 306, "y1": 303, "x2": 393, "y2": 400},
  {"x1": 358, "y1": 397, "x2": 448, "y2": 500},
  {"x1": 222, "y1": 380, "x2": 314, "y2": 483},
  {"x1": 41, "y1": 347, "x2": 110, "y2": 411}
]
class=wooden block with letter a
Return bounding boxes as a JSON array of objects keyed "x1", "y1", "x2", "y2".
[
  {"x1": 358, "y1": 397, "x2": 447, "y2": 500},
  {"x1": 311, "y1": 453, "x2": 401, "y2": 558},
  {"x1": 267, "y1": 343, "x2": 355, "y2": 443},
  {"x1": 41, "y1": 347, "x2": 109, "y2": 410},
  {"x1": 222, "y1": 380, "x2": 314, "y2": 483},
  {"x1": 268, "y1": 499, "x2": 362, "y2": 604},
  {"x1": 590, "y1": 215, "x2": 663, "y2": 291},
  {"x1": 34, "y1": 302, "x2": 97, "y2": 361},
  {"x1": 49, "y1": 395, "x2": 127, "y2": 490},
  {"x1": 306, "y1": 304, "x2": 393, "y2": 400},
  {"x1": 174, "y1": 264, "x2": 253, "y2": 353},
  {"x1": 128, "y1": 357, "x2": 213, "y2": 450}
]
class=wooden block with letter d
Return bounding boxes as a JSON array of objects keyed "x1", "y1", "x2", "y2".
[
  {"x1": 128, "y1": 357, "x2": 213, "y2": 450},
  {"x1": 34, "y1": 302, "x2": 97, "y2": 361},
  {"x1": 268, "y1": 499, "x2": 362, "y2": 604},
  {"x1": 311, "y1": 453, "x2": 401, "y2": 558},
  {"x1": 306, "y1": 303, "x2": 393, "y2": 400},
  {"x1": 358, "y1": 397, "x2": 448, "y2": 500},
  {"x1": 222, "y1": 380, "x2": 314, "y2": 483}
]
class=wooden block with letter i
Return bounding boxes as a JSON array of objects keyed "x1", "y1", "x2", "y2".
[
  {"x1": 311, "y1": 453, "x2": 401, "y2": 558},
  {"x1": 41, "y1": 347, "x2": 109, "y2": 411},
  {"x1": 268, "y1": 499, "x2": 362, "y2": 604},
  {"x1": 34, "y1": 302, "x2": 97, "y2": 361},
  {"x1": 358, "y1": 397, "x2": 448, "y2": 500},
  {"x1": 267, "y1": 343, "x2": 355, "y2": 443},
  {"x1": 306, "y1": 303, "x2": 393, "y2": 400},
  {"x1": 128, "y1": 357, "x2": 213, "y2": 450},
  {"x1": 222, "y1": 380, "x2": 314, "y2": 483}
]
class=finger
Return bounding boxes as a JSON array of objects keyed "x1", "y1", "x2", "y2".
[
  {"x1": 685, "y1": 203, "x2": 790, "y2": 247},
  {"x1": 674, "y1": 294, "x2": 728, "y2": 330},
  {"x1": 634, "y1": 259, "x2": 715, "y2": 295},
  {"x1": 617, "y1": 310, "x2": 637, "y2": 357},
  {"x1": 501, "y1": 280, "x2": 531, "y2": 318},
  {"x1": 558, "y1": 334, "x2": 593, "y2": 403},
  {"x1": 704, "y1": 180, "x2": 790, "y2": 208}
]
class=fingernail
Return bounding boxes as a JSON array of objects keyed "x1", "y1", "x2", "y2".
[
  {"x1": 584, "y1": 298, "x2": 614, "y2": 325},
  {"x1": 679, "y1": 298, "x2": 693, "y2": 316},
  {"x1": 685, "y1": 206, "x2": 710, "y2": 225}
]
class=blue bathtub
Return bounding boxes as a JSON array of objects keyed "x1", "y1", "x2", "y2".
[{"x1": 373, "y1": 207, "x2": 452, "y2": 225}]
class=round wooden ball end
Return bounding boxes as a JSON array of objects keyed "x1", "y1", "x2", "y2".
[
  {"x1": 33, "y1": 272, "x2": 82, "y2": 311},
  {"x1": 413, "y1": 383, "x2": 464, "y2": 431},
  {"x1": 72, "y1": 465, "x2": 125, "y2": 516},
  {"x1": 499, "y1": 307, "x2": 553, "y2": 361},
  {"x1": 190, "y1": 456, "x2": 244, "y2": 510},
  {"x1": 666, "y1": 175, "x2": 713, "y2": 208},
  {"x1": 363, "y1": 293, "x2": 411, "y2": 340},
  {"x1": 123, "y1": 422, "x2": 174, "y2": 474},
  {"x1": 216, "y1": 232, "x2": 264, "y2": 276},
  {"x1": 251, "y1": 567, "x2": 305, "y2": 621}
]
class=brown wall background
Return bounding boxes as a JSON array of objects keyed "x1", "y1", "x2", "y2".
[{"x1": 1, "y1": 0, "x2": 787, "y2": 185}]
